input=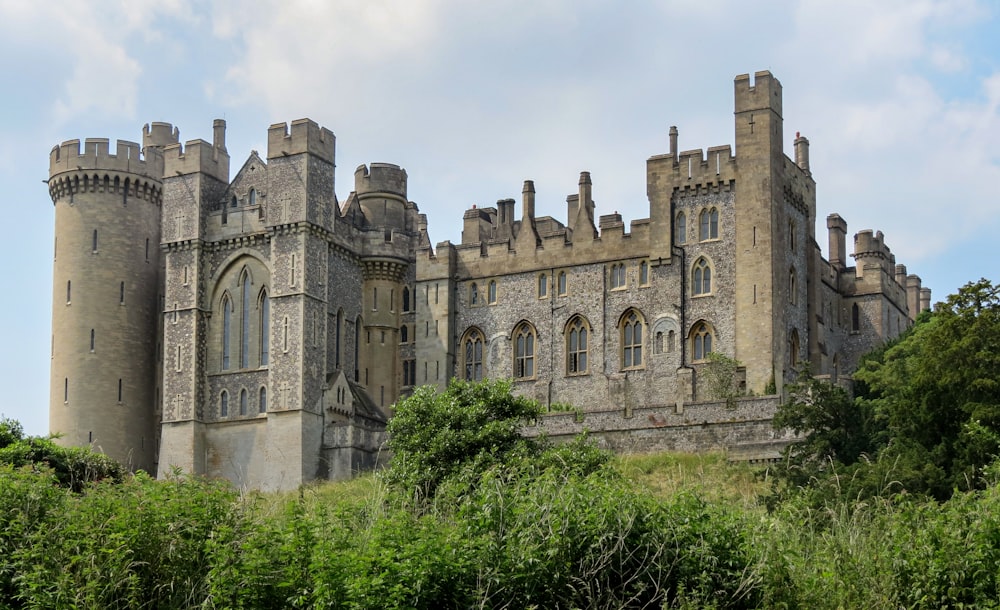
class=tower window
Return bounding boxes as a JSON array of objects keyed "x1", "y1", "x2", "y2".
[
  {"x1": 220, "y1": 390, "x2": 229, "y2": 417},
  {"x1": 145, "y1": 238, "x2": 149, "y2": 262},
  {"x1": 90, "y1": 329, "x2": 95, "y2": 352},
  {"x1": 119, "y1": 281, "x2": 125, "y2": 305},
  {"x1": 117, "y1": 378, "x2": 122, "y2": 403},
  {"x1": 692, "y1": 258, "x2": 712, "y2": 296},
  {"x1": 675, "y1": 211, "x2": 687, "y2": 245},
  {"x1": 64, "y1": 377, "x2": 68, "y2": 403},
  {"x1": 621, "y1": 310, "x2": 645, "y2": 369},
  {"x1": 240, "y1": 388, "x2": 248, "y2": 415},
  {"x1": 92, "y1": 229, "x2": 98, "y2": 252},
  {"x1": 402, "y1": 287, "x2": 410, "y2": 312},
  {"x1": 249, "y1": 188, "x2": 257, "y2": 206},
  {"x1": 259, "y1": 387, "x2": 267, "y2": 413},
  {"x1": 558, "y1": 271, "x2": 568, "y2": 296},
  {"x1": 461, "y1": 328, "x2": 485, "y2": 381},
  {"x1": 538, "y1": 273, "x2": 548, "y2": 298},
  {"x1": 566, "y1": 316, "x2": 590, "y2": 375},
  {"x1": 699, "y1": 208, "x2": 719, "y2": 241},
  {"x1": 469, "y1": 282, "x2": 479, "y2": 306},
  {"x1": 66, "y1": 280, "x2": 71, "y2": 304},
  {"x1": 222, "y1": 295, "x2": 232, "y2": 370},
  {"x1": 488, "y1": 280, "x2": 497, "y2": 304},
  {"x1": 259, "y1": 290, "x2": 270, "y2": 366},
  {"x1": 639, "y1": 261, "x2": 649, "y2": 286},
  {"x1": 240, "y1": 274, "x2": 251, "y2": 368},
  {"x1": 610, "y1": 263, "x2": 626, "y2": 289},
  {"x1": 691, "y1": 322, "x2": 714, "y2": 361},
  {"x1": 513, "y1": 322, "x2": 536, "y2": 379}
]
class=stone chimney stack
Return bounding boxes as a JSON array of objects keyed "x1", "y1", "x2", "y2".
[
  {"x1": 669, "y1": 126, "x2": 679, "y2": 164},
  {"x1": 794, "y1": 131, "x2": 809, "y2": 173},
  {"x1": 213, "y1": 119, "x2": 227, "y2": 152},
  {"x1": 522, "y1": 180, "x2": 535, "y2": 221}
]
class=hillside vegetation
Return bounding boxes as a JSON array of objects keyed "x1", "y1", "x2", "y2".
[{"x1": 1, "y1": 279, "x2": 998, "y2": 609}]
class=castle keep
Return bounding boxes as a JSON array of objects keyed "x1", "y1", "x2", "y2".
[{"x1": 47, "y1": 71, "x2": 931, "y2": 489}]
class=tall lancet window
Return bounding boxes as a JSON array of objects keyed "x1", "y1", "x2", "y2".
[
  {"x1": 222, "y1": 295, "x2": 232, "y2": 370},
  {"x1": 259, "y1": 289, "x2": 270, "y2": 366},
  {"x1": 240, "y1": 272, "x2": 251, "y2": 368}
]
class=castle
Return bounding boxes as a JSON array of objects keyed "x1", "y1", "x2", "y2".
[{"x1": 47, "y1": 71, "x2": 930, "y2": 489}]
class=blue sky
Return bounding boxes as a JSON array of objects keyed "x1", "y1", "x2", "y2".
[{"x1": 1, "y1": 0, "x2": 997, "y2": 436}]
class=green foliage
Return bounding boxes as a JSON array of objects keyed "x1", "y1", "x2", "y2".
[
  {"x1": 702, "y1": 352, "x2": 746, "y2": 406},
  {"x1": 0, "y1": 416, "x2": 125, "y2": 492},
  {"x1": 855, "y1": 278, "x2": 1000, "y2": 498},
  {"x1": 381, "y1": 378, "x2": 542, "y2": 500}
]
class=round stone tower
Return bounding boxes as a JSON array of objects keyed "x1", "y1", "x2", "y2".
[
  {"x1": 355, "y1": 163, "x2": 410, "y2": 410},
  {"x1": 48, "y1": 126, "x2": 175, "y2": 472}
]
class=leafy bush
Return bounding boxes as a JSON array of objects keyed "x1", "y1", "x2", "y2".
[
  {"x1": 0, "y1": 416, "x2": 125, "y2": 491},
  {"x1": 381, "y1": 378, "x2": 541, "y2": 500}
]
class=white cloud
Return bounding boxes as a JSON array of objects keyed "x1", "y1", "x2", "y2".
[{"x1": 0, "y1": 0, "x2": 195, "y2": 124}]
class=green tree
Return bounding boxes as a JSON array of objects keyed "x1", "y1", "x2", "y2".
[
  {"x1": 382, "y1": 378, "x2": 542, "y2": 500},
  {"x1": 855, "y1": 278, "x2": 1000, "y2": 497}
]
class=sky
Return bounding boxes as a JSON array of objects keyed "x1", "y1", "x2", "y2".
[{"x1": 1, "y1": 0, "x2": 997, "y2": 436}]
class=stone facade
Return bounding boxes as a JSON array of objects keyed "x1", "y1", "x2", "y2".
[{"x1": 47, "y1": 71, "x2": 930, "y2": 490}]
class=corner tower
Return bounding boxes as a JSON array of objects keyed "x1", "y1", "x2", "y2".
[{"x1": 48, "y1": 131, "x2": 174, "y2": 471}]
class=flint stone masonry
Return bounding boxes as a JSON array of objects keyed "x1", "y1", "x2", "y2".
[{"x1": 48, "y1": 72, "x2": 929, "y2": 490}]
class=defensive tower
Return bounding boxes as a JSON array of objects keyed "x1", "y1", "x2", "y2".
[{"x1": 48, "y1": 131, "x2": 174, "y2": 471}]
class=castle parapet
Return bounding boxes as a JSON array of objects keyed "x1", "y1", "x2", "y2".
[
  {"x1": 734, "y1": 70, "x2": 783, "y2": 116},
  {"x1": 143, "y1": 122, "x2": 180, "y2": 150},
  {"x1": 267, "y1": 119, "x2": 335, "y2": 163},
  {"x1": 355, "y1": 163, "x2": 407, "y2": 199},
  {"x1": 163, "y1": 139, "x2": 229, "y2": 182},
  {"x1": 653, "y1": 145, "x2": 736, "y2": 193},
  {"x1": 50, "y1": 138, "x2": 163, "y2": 180}
]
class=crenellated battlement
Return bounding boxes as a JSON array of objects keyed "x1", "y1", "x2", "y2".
[
  {"x1": 267, "y1": 118, "x2": 335, "y2": 163},
  {"x1": 162, "y1": 139, "x2": 229, "y2": 182},
  {"x1": 653, "y1": 144, "x2": 737, "y2": 193},
  {"x1": 49, "y1": 138, "x2": 162, "y2": 180},
  {"x1": 355, "y1": 163, "x2": 407, "y2": 199},
  {"x1": 734, "y1": 70, "x2": 782, "y2": 116},
  {"x1": 143, "y1": 122, "x2": 180, "y2": 150}
]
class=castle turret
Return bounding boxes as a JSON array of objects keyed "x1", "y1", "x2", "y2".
[
  {"x1": 355, "y1": 162, "x2": 407, "y2": 230},
  {"x1": 48, "y1": 134, "x2": 167, "y2": 471},
  {"x1": 827, "y1": 214, "x2": 847, "y2": 272}
]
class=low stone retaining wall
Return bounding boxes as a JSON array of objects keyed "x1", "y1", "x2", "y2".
[{"x1": 523, "y1": 395, "x2": 796, "y2": 459}]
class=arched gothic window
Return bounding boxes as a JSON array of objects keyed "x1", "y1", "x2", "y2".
[
  {"x1": 259, "y1": 288, "x2": 270, "y2": 366},
  {"x1": 402, "y1": 287, "x2": 410, "y2": 312},
  {"x1": 789, "y1": 268, "x2": 797, "y2": 305},
  {"x1": 557, "y1": 271, "x2": 568, "y2": 296},
  {"x1": 249, "y1": 188, "x2": 257, "y2": 206},
  {"x1": 240, "y1": 388, "x2": 248, "y2": 415},
  {"x1": 461, "y1": 327, "x2": 485, "y2": 381},
  {"x1": 470, "y1": 282, "x2": 479, "y2": 306},
  {"x1": 538, "y1": 274, "x2": 548, "y2": 298},
  {"x1": 692, "y1": 258, "x2": 712, "y2": 296},
  {"x1": 852, "y1": 303, "x2": 860, "y2": 332},
  {"x1": 488, "y1": 280, "x2": 498, "y2": 304},
  {"x1": 621, "y1": 309, "x2": 645, "y2": 369},
  {"x1": 259, "y1": 387, "x2": 267, "y2": 413},
  {"x1": 566, "y1": 315, "x2": 590, "y2": 375},
  {"x1": 240, "y1": 272, "x2": 251, "y2": 368},
  {"x1": 691, "y1": 321, "x2": 714, "y2": 362},
  {"x1": 610, "y1": 263, "x2": 626, "y2": 289},
  {"x1": 220, "y1": 390, "x2": 229, "y2": 417},
  {"x1": 675, "y1": 212, "x2": 687, "y2": 245},
  {"x1": 699, "y1": 208, "x2": 719, "y2": 240},
  {"x1": 513, "y1": 322, "x2": 536, "y2": 379},
  {"x1": 355, "y1": 316, "x2": 362, "y2": 382},
  {"x1": 789, "y1": 329, "x2": 800, "y2": 368},
  {"x1": 639, "y1": 261, "x2": 649, "y2": 286},
  {"x1": 221, "y1": 294, "x2": 232, "y2": 370},
  {"x1": 400, "y1": 325, "x2": 408, "y2": 343}
]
